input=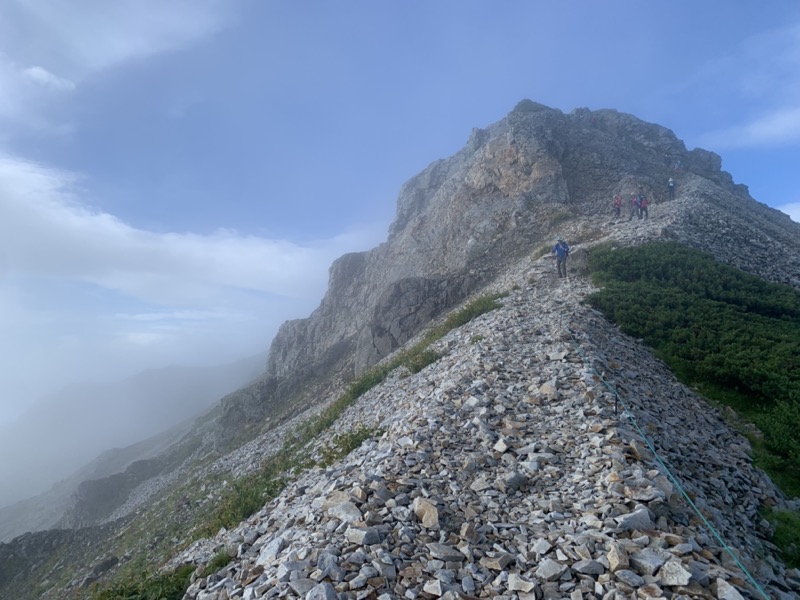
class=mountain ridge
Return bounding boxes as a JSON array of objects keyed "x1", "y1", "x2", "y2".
[
  {"x1": 1, "y1": 100, "x2": 799, "y2": 599},
  {"x1": 168, "y1": 260, "x2": 798, "y2": 599}
]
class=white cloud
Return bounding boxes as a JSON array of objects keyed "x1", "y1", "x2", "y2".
[
  {"x1": 115, "y1": 309, "x2": 247, "y2": 323},
  {"x1": 10, "y1": 0, "x2": 233, "y2": 73},
  {"x1": 735, "y1": 23, "x2": 800, "y2": 100},
  {"x1": 698, "y1": 106, "x2": 800, "y2": 149},
  {"x1": 0, "y1": 57, "x2": 76, "y2": 131},
  {"x1": 120, "y1": 331, "x2": 174, "y2": 346},
  {"x1": 0, "y1": 155, "x2": 373, "y2": 305},
  {"x1": 0, "y1": 154, "x2": 383, "y2": 422},
  {"x1": 22, "y1": 66, "x2": 75, "y2": 91},
  {"x1": 0, "y1": 1, "x2": 234, "y2": 128},
  {"x1": 776, "y1": 202, "x2": 800, "y2": 222},
  {"x1": 0, "y1": 54, "x2": 39, "y2": 123}
]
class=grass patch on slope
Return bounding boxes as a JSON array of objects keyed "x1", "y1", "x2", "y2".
[
  {"x1": 585, "y1": 241, "x2": 800, "y2": 566},
  {"x1": 199, "y1": 291, "x2": 504, "y2": 535},
  {"x1": 90, "y1": 564, "x2": 194, "y2": 600}
]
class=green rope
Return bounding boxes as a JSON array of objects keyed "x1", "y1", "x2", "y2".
[{"x1": 563, "y1": 322, "x2": 771, "y2": 600}]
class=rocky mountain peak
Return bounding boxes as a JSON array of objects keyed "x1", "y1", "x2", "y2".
[
  {"x1": 254, "y1": 100, "x2": 795, "y2": 430},
  {"x1": 2, "y1": 100, "x2": 799, "y2": 599}
]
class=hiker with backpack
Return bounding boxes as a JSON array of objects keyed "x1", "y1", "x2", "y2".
[
  {"x1": 612, "y1": 194, "x2": 622, "y2": 218},
  {"x1": 668, "y1": 177, "x2": 675, "y2": 200},
  {"x1": 629, "y1": 194, "x2": 639, "y2": 221},
  {"x1": 552, "y1": 236, "x2": 570, "y2": 278},
  {"x1": 640, "y1": 194, "x2": 649, "y2": 219}
]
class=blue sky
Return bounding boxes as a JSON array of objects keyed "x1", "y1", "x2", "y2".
[{"x1": 1, "y1": 1, "x2": 799, "y2": 425}]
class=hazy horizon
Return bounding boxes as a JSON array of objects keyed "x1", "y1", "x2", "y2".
[{"x1": 0, "y1": 350, "x2": 267, "y2": 509}]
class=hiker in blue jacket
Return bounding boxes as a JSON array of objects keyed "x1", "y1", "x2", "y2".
[{"x1": 553, "y1": 236, "x2": 570, "y2": 278}]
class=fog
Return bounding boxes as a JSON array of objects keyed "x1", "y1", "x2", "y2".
[
  {"x1": 0, "y1": 154, "x2": 385, "y2": 508},
  {"x1": 0, "y1": 153, "x2": 385, "y2": 407},
  {"x1": 0, "y1": 353, "x2": 268, "y2": 508}
]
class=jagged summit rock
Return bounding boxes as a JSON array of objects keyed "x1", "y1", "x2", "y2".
[{"x1": 1, "y1": 100, "x2": 799, "y2": 600}]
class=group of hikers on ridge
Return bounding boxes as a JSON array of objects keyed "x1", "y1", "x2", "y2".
[
  {"x1": 612, "y1": 177, "x2": 677, "y2": 221},
  {"x1": 552, "y1": 178, "x2": 676, "y2": 279},
  {"x1": 613, "y1": 192, "x2": 649, "y2": 221}
]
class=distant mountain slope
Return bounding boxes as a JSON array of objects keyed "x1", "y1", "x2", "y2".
[
  {"x1": 0, "y1": 352, "x2": 265, "y2": 534},
  {"x1": 0, "y1": 418, "x2": 194, "y2": 543}
]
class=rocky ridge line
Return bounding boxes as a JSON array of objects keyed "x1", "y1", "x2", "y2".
[
  {"x1": 7, "y1": 100, "x2": 800, "y2": 599},
  {"x1": 165, "y1": 257, "x2": 799, "y2": 600}
]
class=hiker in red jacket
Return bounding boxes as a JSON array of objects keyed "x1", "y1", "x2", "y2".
[
  {"x1": 613, "y1": 194, "x2": 622, "y2": 218},
  {"x1": 640, "y1": 194, "x2": 649, "y2": 219}
]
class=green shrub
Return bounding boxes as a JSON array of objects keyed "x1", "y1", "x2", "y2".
[
  {"x1": 548, "y1": 211, "x2": 571, "y2": 229},
  {"x1": 198, "y1": 451, "x2": 291, "y2": 537},
  {"x1": 319, "y1": 426, "x2": 383, "y2": 467},
  {"x1": 764, "y1": 509, "x2": 800, "y2": 568},
  {"x1": 531, "y1": 244, "x2": 552, "y2": 261},
  {"x1": 758, "y1": 400, "x2": 800, "y2": 463},
  {"x1": 586, "y1": 241, "x2": 800, "y2": 496},
  {"x1": 402, "y1": 348, "x2": 441, "y2": 374},
  {"x1": 199, "y1": 551, "x2": 233, "y2": 578},
  {"x1": 424, "y1": 293, "x2": 504, "y2": 344}
]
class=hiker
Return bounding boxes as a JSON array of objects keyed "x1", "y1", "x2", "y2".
[
  {"x1": 668, "y1": 177, "x2": 675, "y2": 200},
  {"x1": 629, "y1": 194, "x2": 639, "y2": 221},
  {"x1": 640, "y1": 194, "x2": 649, "y2": 219},
  {"x1": 552, "y1": 236, "x2": 570, "y2": 278},
  {"x1": 612, "y1": 194, "x2": 622, "y2": 218}
]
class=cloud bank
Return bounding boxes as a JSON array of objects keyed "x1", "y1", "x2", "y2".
[
  {"x1": 0, "y1": 0, "x2": 233, "y2": 127},
  {"x1": 0, "y1": 155, "x2": 382, "y2": 423},
  {"x1": 0, "y1": 155, "x2": 367, "y2": 303}
]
